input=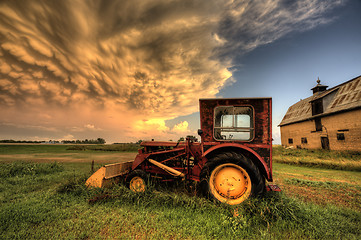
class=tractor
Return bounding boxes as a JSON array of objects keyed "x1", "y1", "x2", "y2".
[{"x1": 86, "y1": 98, "x2": 280, "y2": 205}]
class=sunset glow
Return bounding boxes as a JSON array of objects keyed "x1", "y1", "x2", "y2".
[{"x1": 1, "y1": 0, "x2": 359, "y2": 143}]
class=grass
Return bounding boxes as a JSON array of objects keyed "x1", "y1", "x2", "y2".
[
  {"x1": 0, "y1": 144, "x2": 138, "y2": 164},
  {"x1": 273, "y1": 163, "x2": 361, "y2": 211},
  {"x1": 0, "y1": 143, "x2": 140, "y2": 154},
  {"x1": 0, "y1": 161, "x2": 63, "y2": 177},
  {"x1": 0, "y1": 161, "x2": 360, "y2": 239},
  {"x1": 0, "y1": 144, "x2": 71, "y2": 154},
  {"x1": 273, "y1": 145, "x2": 361, "y2": 171},
  {"x1": 66, "y1": 143, "x2": 140, "y2": 152},
  {"x1": 0, "y1": 145, "x2": 361, "y2": 239}
]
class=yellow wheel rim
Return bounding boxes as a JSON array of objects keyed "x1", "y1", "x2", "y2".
[
  {"x1": 129, "y1": 176, "x2": 146, "y2": 192},
  {"x1": 209, "y1": 163, "x2": 252, "y2": 205}
]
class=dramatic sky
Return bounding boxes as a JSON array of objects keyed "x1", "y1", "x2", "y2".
[{"x1": 0, "y1": 0, "x2": 360, "y2": 143}]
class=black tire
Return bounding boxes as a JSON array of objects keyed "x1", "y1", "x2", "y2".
[
  {"x1": 200, "y1": 152, "x2": 265, "y2": 205},
  {"x1": 126, "y1": 169, "x2": 149, "y2": 193}
]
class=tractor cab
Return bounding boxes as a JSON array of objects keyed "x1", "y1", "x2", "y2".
[{"x1": 198, "y1": 98, "x2": 272, "y2": 145}]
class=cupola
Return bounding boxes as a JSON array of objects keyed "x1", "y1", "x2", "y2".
[{"x1": 311, "y1": 77, "x2": 328, "y2": 94}]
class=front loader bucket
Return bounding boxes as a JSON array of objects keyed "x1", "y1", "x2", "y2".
[{"x1": 86, "y1": 161, "x2": 133, "y2": 188}]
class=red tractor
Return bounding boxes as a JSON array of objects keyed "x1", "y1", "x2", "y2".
[{"x1": 86, "y1": 98, "x2": 280, "y2": 205}]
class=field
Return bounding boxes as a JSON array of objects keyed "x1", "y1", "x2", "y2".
[{"x1": 0, "y1": 144, "x2": 360, "y2": 239}]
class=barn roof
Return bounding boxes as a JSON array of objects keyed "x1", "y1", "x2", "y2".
[{"x1": 279, "y1": 75, "x2": 361, "y2": 126}]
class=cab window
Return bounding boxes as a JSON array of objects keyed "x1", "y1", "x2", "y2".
[{"x1": 214, "y1": 106, "x2": 254, "y2": 141}]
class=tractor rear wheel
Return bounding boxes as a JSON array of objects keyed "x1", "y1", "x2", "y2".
[
  {"x1": 200, "y1": 152, "x2": 264, "y2": 205},
  {"x1": 126, "y1": 169, "x2": 148, "y2": 193}
]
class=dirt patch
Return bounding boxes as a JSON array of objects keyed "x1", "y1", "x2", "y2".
[{"x1": 277, "y1": 179, "x2": 361, "y2": 211}]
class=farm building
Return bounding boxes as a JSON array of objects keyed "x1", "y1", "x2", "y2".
[{"x1": 279, "y1": 75, "x2": 361, "y2": 151}]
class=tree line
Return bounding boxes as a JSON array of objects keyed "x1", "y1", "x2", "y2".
[
  {"x1": 0, "y1": 138, "x2": 106, "y2": 144},
  {"x1": 62, "y1": 138, "x2": 106, "y2": 144}
]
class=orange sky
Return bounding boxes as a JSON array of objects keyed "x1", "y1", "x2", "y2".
[{"x1": 0, "y1": 0, "x2": 345, "y2": 143}]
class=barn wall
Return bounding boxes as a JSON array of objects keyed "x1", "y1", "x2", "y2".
[
  {"x1": 280, "y1": 120, "x2": 320, "y2": 149},
  {"x1": 280, "y1": 108, "x2": 361, "y2": 151},
  {"x1": 321, "y1": 109, "x2": 361, "y2": 151}
]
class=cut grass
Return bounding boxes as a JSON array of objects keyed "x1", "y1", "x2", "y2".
[
  {"x1": 66, "y1": 143, "x2": 140, "y2": 152},
  {"x1": 273, "y1": 145, "x2": 361, "y2": 171},
  {"x1": 273, "y1": 163, "x2": 361, "y2": 211},
  {"x1": 0, "y1": 143, "x2": 140, "y2": 154},
  {"x1": 284, "y1": 178, "x2": 360, "y2": 190},
  {"x1": 0, "y1": 144, "x2": 71, "y2": 154},
  {"x1": 0, "y1": 144, "x2": 137, "y2": 164},
  {"x1": 0, "y1": 144, "x2": 138, "y2": 165},
  {"x1": 273, "y1": 145, "x2": 361, "y2": 160}
]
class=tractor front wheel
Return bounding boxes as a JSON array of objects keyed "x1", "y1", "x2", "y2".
[
  {"x1": 209, "y1": 163, "x2": 252, "y2": 205},
  {"x1": 200, "y1": 152, "x2": 264, "y2": 205},
  {"x1": 126, "y1": 170, "x2": 148, "y2": 193}
]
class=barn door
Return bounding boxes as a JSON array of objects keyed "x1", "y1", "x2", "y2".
[{"x1": 321, "y1": 137, "x2": 330, "y2": 150}]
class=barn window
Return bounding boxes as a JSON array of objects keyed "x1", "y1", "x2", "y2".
[
  {"x1": 214, "y1": 106, "x2": 254, "y2": 141},
  {"x1": 315, "y1": 118, "x2": 322, "y2": 131},
  {"x1": 337, "y1": 133, "x2": 345, "y2": 141},
  {"x1": 301, "y1": 137, "x2": 308, "y2": 144},
  {"x1": 312, "y1": 99, "x2": 323, "y2": 115},
  {"x1": 288, "y1": 138, "x2": 293, "y2": 144}
]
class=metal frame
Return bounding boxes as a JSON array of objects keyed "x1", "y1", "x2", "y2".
[{"x1": 213, "y1": 105, "x2": 256, "y2": 142}]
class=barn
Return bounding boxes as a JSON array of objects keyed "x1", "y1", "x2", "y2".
[{"x1": 279, "y1": 75, "x2": 361, "y2": 151}]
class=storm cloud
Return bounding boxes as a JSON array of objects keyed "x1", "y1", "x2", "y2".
[{"x1": 0, "y1": 0, "x2": 343, "y2": 142}]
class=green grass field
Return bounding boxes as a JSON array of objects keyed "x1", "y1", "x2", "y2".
[
  {"x1": 0, "y1": 144, "x2": 138, "y2": 164},
  {"x1": 0, "y1": 144, "x2": 360, "y2": 239},
  {"x1": 273, "y1": 145, "x2": 361, "y2": 171}
]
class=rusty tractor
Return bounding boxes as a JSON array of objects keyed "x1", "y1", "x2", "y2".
[{"x1": 86, "y1": 98, "x2": 280, "y2": 205}]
